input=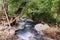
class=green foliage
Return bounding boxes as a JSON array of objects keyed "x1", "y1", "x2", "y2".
[
  {"x1": 22, "y1": 0, "x2": 59, "y2": 23},
  {"x1": 51, "y1": 0, "x2": 59, "y2": 22},
  {"x1": 0, "y1": 0, "x2": 2, "y2": 11},
  {"x1": 0, "y1": 0, "x2": 60, "y2": 23},
  {"x1": 8, "y1": 0, "x2": 30, "y2": 16}
]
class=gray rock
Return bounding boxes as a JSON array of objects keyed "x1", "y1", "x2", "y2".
[
  {"x1": 9, "y1": 29, "x2": 15, "y2": 35},
  {"x1": 34, "y1": 23, "x2": 50, "y2": 31},
  {"x1": 0, "y1": 25, "x2": 8, "y2": 30},
  {"x1": 43, "y1": 37, "x2": 54, "y2": 40}
]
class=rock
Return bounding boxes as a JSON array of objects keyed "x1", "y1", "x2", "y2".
[
  {"x1": 38, "y1": 31, "x2": 44, "y2": 35},
  {"x1": 34, "y1": 23, "x2": 50, "y2": 31},
  {"x1": 43, "y1": 37, "x2": 54, "y2": 40},
  {"x1": 55, "y1": 30, "x2": 60, "y2": 35},
  {"x1": 9, "y1": 29, "x2": 15, "y2": 35}
]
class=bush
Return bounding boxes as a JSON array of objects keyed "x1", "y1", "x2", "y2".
[{"x1": 7, "y1": 0, "x2": 60, "y2": 23}]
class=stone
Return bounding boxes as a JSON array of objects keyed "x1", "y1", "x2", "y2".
[
  {"x1": 9, "y1": 29, "x2": 15, "y2": 35},
  {"x1": 43, "y1": 37, "x2": 54, "y2": 40},
  {"x1": 34, "y1": 23, "x2": 50, "y2": 31}
]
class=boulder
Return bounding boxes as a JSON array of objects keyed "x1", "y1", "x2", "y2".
[{"x1": 34, "y1": 23, "x2": 50, "y2": 31}]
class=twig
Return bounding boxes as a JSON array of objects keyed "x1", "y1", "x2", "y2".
[
  {"x1": 4, "y1": 9, "x2": 11, "y2": 29},
  {"x1": 1, "y1": 11, "x2": 22, "y2": 26},
  {"x1": 2, "y1": 0, "x2": 11, "y2": 29}
]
